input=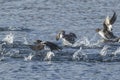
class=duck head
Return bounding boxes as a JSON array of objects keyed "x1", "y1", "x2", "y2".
[{"x1": 56, "y1": 30, "x2": 65, "y2": 41}]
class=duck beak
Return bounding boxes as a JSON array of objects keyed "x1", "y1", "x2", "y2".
[{"x1": 56, "y1": 33, "x2": 60, "y2": 41}]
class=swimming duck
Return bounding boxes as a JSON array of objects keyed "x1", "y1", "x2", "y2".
[
  {"x1": 29, "y1": 40, "x2": 62, "y2": 51},
  {"x1": 56, "y1": 30, "x2": 77, "y2": 46}
]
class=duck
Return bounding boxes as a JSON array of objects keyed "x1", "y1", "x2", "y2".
[
  {"x1": 56, "y1": 30, "x2": 77, "y2": 46},
  {"x1": 29, "y1": 40, "x2": 44, "y2": 51},
  {"x1": 96, "y1": 11, "x2": 117, "y2": 41},
  {"x1": 96, "y1": 27, "x2": 117, "y2": 40},
  {"x1": 29, "y1": 40, "x2": 62, "y2": 51}
]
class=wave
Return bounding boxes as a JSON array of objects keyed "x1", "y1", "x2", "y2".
[
  {"x1": 0, "y1": 41, "x2": 119, "y2": 62},
  {"x1": 0, "y1": 27, "x2": 32, "y2": 32}
]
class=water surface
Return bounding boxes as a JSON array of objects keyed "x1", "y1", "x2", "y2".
[{"x1": 0, "y1": 0, "x2": 120, "y2": 80}]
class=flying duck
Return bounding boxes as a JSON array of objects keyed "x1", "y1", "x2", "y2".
[
  {"x1": 56, "y1": 30, "x2": 77, "y2": 46},
  {"x1": 96, "y1": 11, "x2": 117, "y2": 40},
  {"x1": 29, "y1": 40, "x2": 62, "y2": 51}
]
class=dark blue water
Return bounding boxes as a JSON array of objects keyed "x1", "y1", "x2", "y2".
[{"x1": 0, "y1": 0, "x2": 120, "y2": 80}]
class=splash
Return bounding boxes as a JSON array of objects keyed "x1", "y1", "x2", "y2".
[
  {"x1": 73, "y1": 37, "x2": 90, "y2": 47},
  {"x1": 73, "y1": 36, "x2": 101, "y2": 48},
  {"x1": 112, "y1": 47, "x2": 120, "y2": 56},
  {"x1": 2, "y1": 32, "x2": 14, "y2": 44},
  {"x1": 24, "y1": 53, "x2": 34, "y2": 61},
  {"x1": 99, "y1": 45, "x2": 109, "y2": 56},
  {"x1": 72, "y1": 47, "x2": 87, "y2": 61},
  {"x1": 72, "y1": 47, "x2": 82, "y2": 60},
  {"x1": 44, "y1": 51, "x2": 55, "y2": 61},
  {"x1": 80, "y1": 37, "x2": 90, "y2": 46}
]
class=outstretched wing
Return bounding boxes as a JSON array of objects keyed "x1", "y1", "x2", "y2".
[
  {"x1": 103, "y1": 11, "x2": 117, "y2": 32},
  {"x1": 69, "y1": 32, "x2": 77, "y2": 38},
  {"x1": 104, "y1": 30, "x2": 117, "y2": 39},
  {"x1": 64, "y1": 34, "x2": 76, "y2": 44},
  {"x1": 63, "y1": 33, "x2": 77, "y2": 44},
  {"x1": 110, "y1": 11, "x2": 117, "y2": 25},
  {"x1": 103, "y1": 21, "x2": 108, "y2": 31},
  {"x1": 44, "y1": 41, "x2": 62, "y2": 51}
]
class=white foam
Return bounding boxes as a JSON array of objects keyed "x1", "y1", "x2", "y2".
[
  {"x1": 72, "y1": 47, "x2": 82, "y2": 60},
  {"x1": 73, "y1": 36, "x2": 100, "y2": 48},
  {"x1": 112, "y1": 47, "x2": 120, "y2": 56},
  {"x1": 72, "y1": 37, "x2": 89, "y2": 47},
  {"x1": 24, "y1": 54, "x2": 34, "y2": 61},
  {"x1": 44, "y1": 51, "x2": 55, "y2": 61},
  {"x1": 2, "y1": 32, "x2": 14, "y2": 44},
  {"x1": 99, "y1": 45, "x2": 109, "y2": 56},
  {"x1": 72, "y1": 47, "x2": 87, "y2": 60}
]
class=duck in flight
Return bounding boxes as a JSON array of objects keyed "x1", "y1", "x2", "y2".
[
  {"x1": 96, "y1": 11, "x2": 118, "y2": 41},
  {"x1": 29, "y1": 40, "x2": 62, "y2": 51},
  {"x1": 56, "y1": 30, "x2": 77, "y2": 46}
]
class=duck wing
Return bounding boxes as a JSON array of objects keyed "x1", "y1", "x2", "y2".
[
  {"x1": 69, "y1": 32, "x2": 77, "y2": 38},
  {"x1": 44, "y1": 41, "x2": 62, "y2": 51},
  {"x1": 63, "y1": 34, "x2": 76, "y2": 44},
  {"x1": 103, "y1": 21, "x2": 108, "y2": 31},
  {"x1": 110, "y1": 11, "x2": 117, "y2": 25},
  {"x1": 103, "y1": 11, "x2": 117, "y2": 31},
  {"x1": 104, "y1": 30, "x2": 117, "y2": 39}
]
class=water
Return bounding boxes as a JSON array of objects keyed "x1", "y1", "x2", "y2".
[
  {"x1": 0, "y1": 61, "x2": 120, "y2": 80},
  {"x1": 0, "y1": 0, "x2": 120, "y2": 80}
]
